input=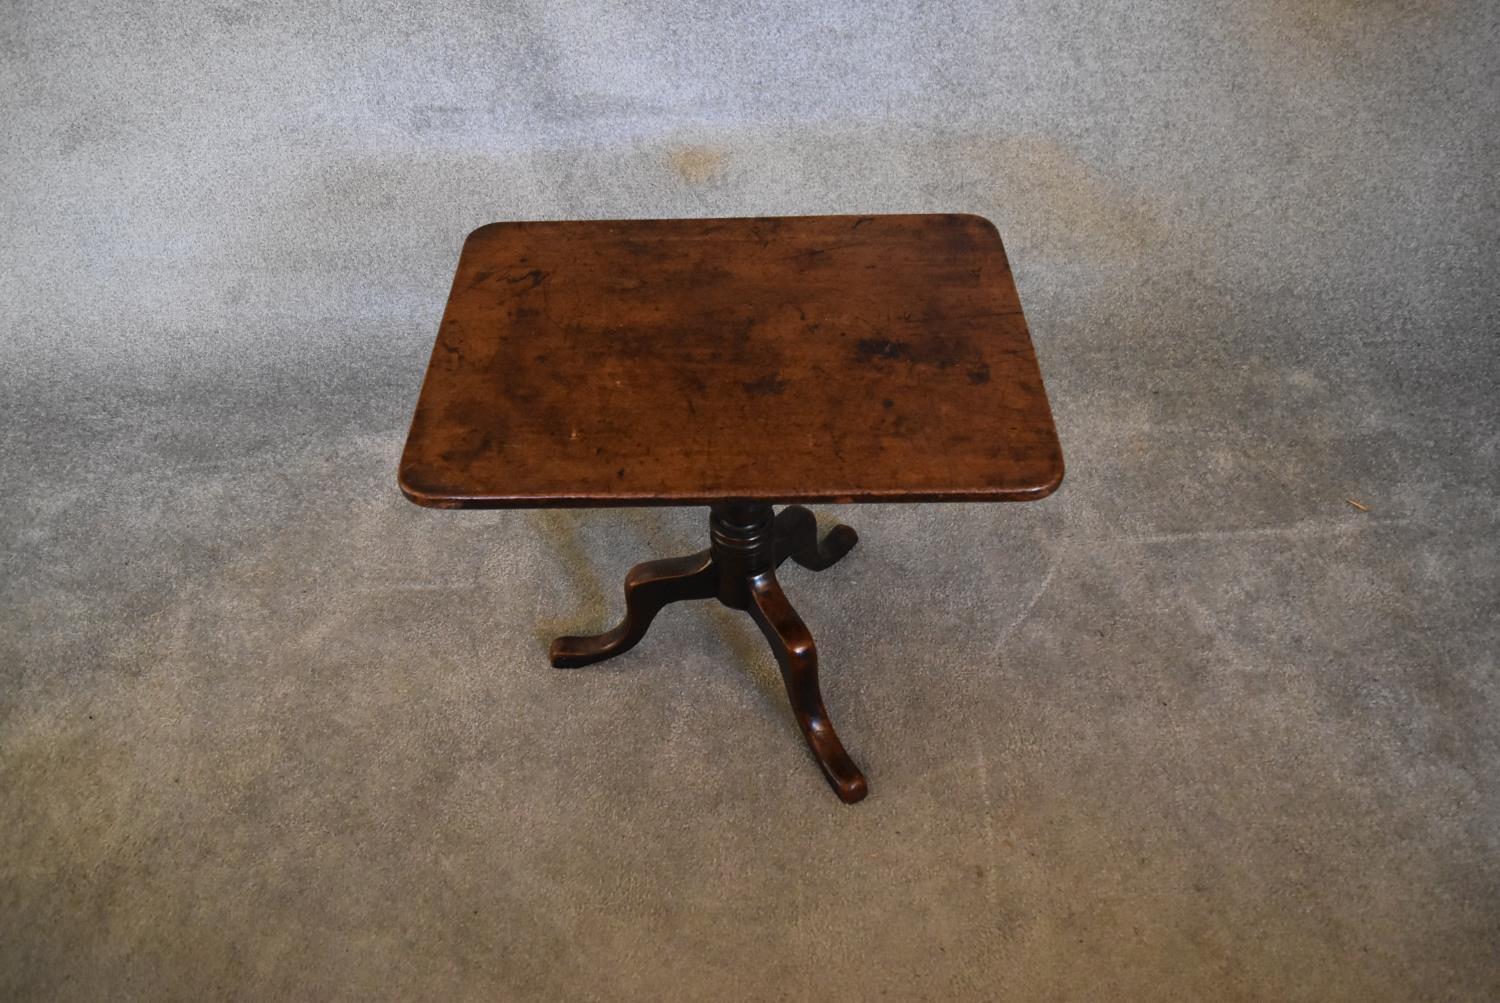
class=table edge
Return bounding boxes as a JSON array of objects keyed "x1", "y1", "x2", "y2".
[
  {"x1": 462, "y1": 211, "x2": 1003, "y2": 245},
  {"x1": 396, "y1": 462, "x2": 1064, "y2": 510}
]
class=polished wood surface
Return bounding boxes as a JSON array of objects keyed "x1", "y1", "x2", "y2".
[
  {"x1": 399, "y1": 214, "x2": 1065, "y2": 802},
  {"x1": 550, "y1": 503, "x2": 869, "y2": 803},
  {"x1": 399, "y1": 214, "x2": 1062, "y2": 508}
]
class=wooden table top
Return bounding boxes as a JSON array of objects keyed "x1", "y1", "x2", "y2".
[{"x1": 399, "y1": 214, "x2": 1063, "y2": 508}]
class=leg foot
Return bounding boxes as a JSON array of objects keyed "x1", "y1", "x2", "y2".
[
  {"x1": 550, "y1": 550, "x2": 717, "y2": 668},
  {"x1": 745, "y1": 571, "x2": 868, "y2": 803},
  {"x1": 773, "y1": 505, "x2": 858, "y2": 572}
]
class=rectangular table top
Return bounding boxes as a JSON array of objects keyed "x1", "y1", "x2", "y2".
[{"x1": 399, "y1": 214, "x2": 1062, "y2": 508}]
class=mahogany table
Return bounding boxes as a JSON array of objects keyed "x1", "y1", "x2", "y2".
[{"x1": 399, "y1": 214, "x2": 1063, "y2": 803}]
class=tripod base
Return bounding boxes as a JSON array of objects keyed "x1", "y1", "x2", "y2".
[{"x1": 550, "y1": 503, "x2": 867, "y2": 803}]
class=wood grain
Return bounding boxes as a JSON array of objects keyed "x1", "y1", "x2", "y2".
[{"x1": 399, "y1": 213, "x2": 1063, "y2": 508}]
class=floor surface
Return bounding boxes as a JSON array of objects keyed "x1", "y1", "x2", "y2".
[{"x1": 3, "y1": 2, "x2": 1498, "y2": 999}]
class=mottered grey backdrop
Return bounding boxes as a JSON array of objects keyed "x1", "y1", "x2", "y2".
[{"x1": 3, "y1": 2, "x2": 1498, "y2": 999}]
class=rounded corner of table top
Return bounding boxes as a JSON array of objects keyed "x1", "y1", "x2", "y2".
[
  {"x1": 947, "y1": 211, "x2": 1002, "y2": 236},
  {"x1": 397, "y1": 464, "x2": 464, "y2": 510},
  {"x1": 461, "y1": 220, "x2": 511, "y2": 246},
  {"x1": 1021, "y1": 455, "x2": 1065, "y2": 502}
]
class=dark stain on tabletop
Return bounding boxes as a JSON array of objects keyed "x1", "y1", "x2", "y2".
[
  {"x1": 742, "y1": 372, "x2": 788, "y2": 397},
  {"x1": 857, "y1": 330, "x2": 988, "y2": 375},
  {"x1": 506, "y1": 268, "x2": 546, "y2": 289},
  {"x1": 856, "y1": 338, "x2": 915, "y2": 362},
  {"x1": 439, "y1": 430, "x2": 494, "y2": 468}
]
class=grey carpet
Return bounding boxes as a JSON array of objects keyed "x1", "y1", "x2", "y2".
[{"x1": 3, "y1": 1, "x2": 1498, "y2": 999}]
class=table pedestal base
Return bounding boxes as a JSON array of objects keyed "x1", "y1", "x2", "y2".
[{"x1": 549, "y1": 502, "x2": 867, "y2": 803}]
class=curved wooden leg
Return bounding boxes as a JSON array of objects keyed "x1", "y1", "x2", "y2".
[
  {"x1": 745, "y1": 571, "x2": 868, "y2": 803},
  {"x1": 550, "y1": 550, "x2": 717, "y2": 668},
  {"x1": 773, "y1": 505, "x2": 858, "y2": 572}
]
